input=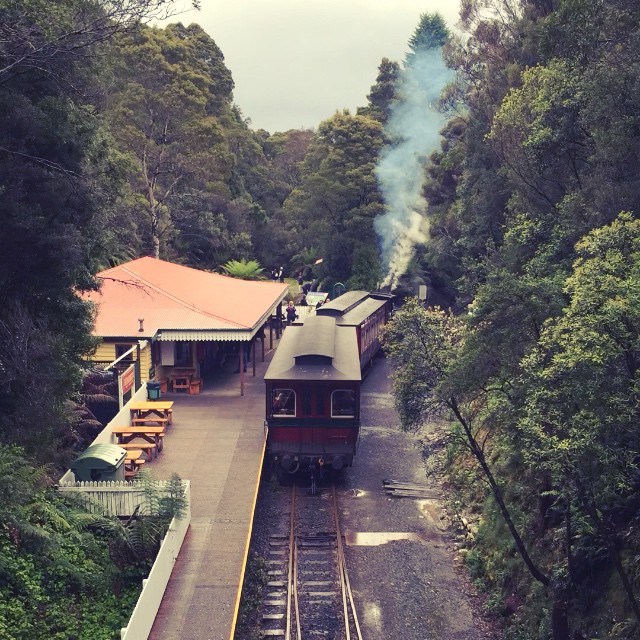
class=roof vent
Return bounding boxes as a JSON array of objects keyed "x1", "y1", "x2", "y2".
[{"x1": 138, "y1": 318, "x2": 144, "y2": 333}]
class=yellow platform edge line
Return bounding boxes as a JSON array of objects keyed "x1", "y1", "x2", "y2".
[{"x1": 228, "y1": 430, "x2": 268, "y2": 640}]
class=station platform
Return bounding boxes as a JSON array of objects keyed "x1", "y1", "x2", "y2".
[{"x1": 146, "y1": 347, "x2": 276, "y2": 640}]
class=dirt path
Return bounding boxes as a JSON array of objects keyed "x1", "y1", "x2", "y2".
[{"x1": 341, "y1": 356, "x2": 498, "y2": 639}]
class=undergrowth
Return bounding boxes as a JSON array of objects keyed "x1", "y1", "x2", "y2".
[{"x1": 235, "y1": 552, "x2": 269, "y2": 640}]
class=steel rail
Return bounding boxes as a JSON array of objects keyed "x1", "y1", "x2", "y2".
[
  {"x1": 332, "y1": 485, "x2": 364, "y2": 640},
  {"x1": 283, "y1": 482, "x2": 363, "y2": 640},
  {"x1": 332, "y1": 486, "x2": 351, "y2": 640},
  {"x1": 287, "y1": 484, "x2": 300, "y2": 640}
]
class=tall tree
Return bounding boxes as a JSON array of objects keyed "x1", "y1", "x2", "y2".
[
  {"x1": 357, "y1": 57, "x2": 400, "y2": 125},
  {"x1": 0, "y1": 0, "x2": 180, "y2": 459},
  {"x1": 405, "y1": 12, "x2": 449, "y2": 65},
  {"x1": 283, "y1": 111, "x2": 384, "y2": 286},
  {"x1": 106, "y1": 22, "x2": 235, "y2": 259},
  {"x1": 255, "y1": 129, "x2": 314, "y2": 271},
  {"x1": 518, "y1": 213, "x2": 640, "y2": 629},
  {"x1": 411, "y1": 0, "x2": 640, "y2": 636},
  {"x1": 383, "y1": 299, "x2": 582, "y2": 637}
]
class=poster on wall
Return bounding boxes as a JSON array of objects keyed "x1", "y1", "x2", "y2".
[{"x1": 118, "y1": 363, "x2": 135, "y2": 409}]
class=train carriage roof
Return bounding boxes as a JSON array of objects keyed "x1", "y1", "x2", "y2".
[
  {"x1": 315, "y1": 290, "x2": 369, "y2": 317},
  {"x1": 265, "y1": 316, "x2": 361, "y2": 382},
  {"x1": 316, "y1": 290, "x2": 393, "y2": 325},
  {"x1": 335, "y1": 297, "x2": 389, "y2": 327}
]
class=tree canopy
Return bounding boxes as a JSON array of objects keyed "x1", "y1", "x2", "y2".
[{"x1": 384, "y1": 1, "x2": 640, "y2": 637}]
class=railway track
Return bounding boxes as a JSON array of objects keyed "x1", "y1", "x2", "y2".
[{"x1": 261, "y1": 482, "x2": 363, "y2": 640}]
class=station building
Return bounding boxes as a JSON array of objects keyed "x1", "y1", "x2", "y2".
[{"x1": 83, "y1": 256, "x2": 289, "y2": 394}]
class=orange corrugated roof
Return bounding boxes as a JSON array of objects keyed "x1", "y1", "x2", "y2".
[{"x1": 85, "y1": 257, "x2": 289, "y2": 338}]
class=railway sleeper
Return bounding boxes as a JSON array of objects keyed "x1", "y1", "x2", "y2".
[
  {"x1": 298, "y1": 542, "x2": 335, "y2": 549},
  {"x1": 264, "y1": 599, "x2": 286, "y2": 606},
  {"x1": 303, "y1": 591, "x2": 338, "y2": 598}
]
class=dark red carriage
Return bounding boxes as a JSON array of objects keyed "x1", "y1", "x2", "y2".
[{"x1": 264, "y1": 291, "x2": 392, "y2": 480}]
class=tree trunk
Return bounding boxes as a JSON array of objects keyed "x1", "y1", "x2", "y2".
[
  {"x1": 449, "y1": 398, "x2": 551, "y2": 586},
  {"x1": 143, "y1": 149, "x2": 161, "y2": 258},
  {"x1": 610, "y1": 543, "x2": 640, "y2": 622},
  {"x1": 576, "y1": 483, "x2": 640, "y2": 623},
  {"x1": 448, "y1": 399, "x2": 575, "y2": 639},
  {"x1": 551, "y1": 593, "x2": 570, "y2": 640}
]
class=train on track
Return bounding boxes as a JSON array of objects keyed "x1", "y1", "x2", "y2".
[{"x1": 264, "y1": 290, "x2": 393, "y2": 481}]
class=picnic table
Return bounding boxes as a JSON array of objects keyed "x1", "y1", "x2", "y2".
[
  {"x1": 169, "y1": 368, "x2": 196, "y2": 392},
  {"x1": 118, "y1": 441, "x2": 158, "y2": 461},
  {"x1": 129, "y1": 400, "x2": 174, "y2": 425},
  {"x1": 112, "y1": 426, "x2": 165, "y2": 452},
  {"x1": 124, "y1": 449, "x2": 145, "y2": 479}
]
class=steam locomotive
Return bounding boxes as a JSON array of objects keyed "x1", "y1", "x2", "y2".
[{"x1": 264, "y1": 290, "x2": 393, "y2": 481}]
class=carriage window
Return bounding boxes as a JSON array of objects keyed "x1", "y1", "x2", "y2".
[
  {"x1": 331, "y1": 390, "x2": 355, "y2": 418},
  {"x1": 272, "y1": 389, "x2": 296, "y2": 417}
]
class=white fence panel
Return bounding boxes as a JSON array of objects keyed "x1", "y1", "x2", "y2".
[
  {"x1": 121, "y1": 481, "x2": 191, "y2": 640},
  {"x1": 57, "y1": 479, "x2": 181, "y2": 516}
]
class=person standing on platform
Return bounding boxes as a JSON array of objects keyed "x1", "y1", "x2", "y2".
[{"x1": 285, "y1": 301, "x2": 297, "y2": 325}]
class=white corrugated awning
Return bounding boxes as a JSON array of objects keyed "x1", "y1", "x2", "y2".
[
  {"x1": 157, "y1": 330, "x2": 254, "y2": 341},
  {"x1": 156, "y1": 299, "x2": 286, "y2": 342}
]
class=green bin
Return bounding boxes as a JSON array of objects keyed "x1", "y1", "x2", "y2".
[
  {"x1": 147, "y1": 381, "x2": 162, "y2": 400},
  {"x1": 71, "y1": 443, "x2": 126, "y2": 482}
]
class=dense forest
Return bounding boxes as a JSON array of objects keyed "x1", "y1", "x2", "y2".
[{"x1": 1, "y1": 0, "x2": 640, "y2": 638}]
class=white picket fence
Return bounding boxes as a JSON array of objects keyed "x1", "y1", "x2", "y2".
[
  {"x1": 57, "y1": 478, "x2": 191, "y2": 640},
  {"x1": 121, "y1": 481, "x2": 191, "y2": 640},
  {"x1": 57, "y1": 479, "x2": 183, "y2": 516}
]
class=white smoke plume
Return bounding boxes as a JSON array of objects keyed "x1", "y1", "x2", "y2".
[{"x1": 375, "y1": 48, "x2": 453, "y2": 289}]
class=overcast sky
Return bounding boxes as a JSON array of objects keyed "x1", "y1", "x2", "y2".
[{"x1": 169, "y1": 0, "x2": 461, "y2": 133}]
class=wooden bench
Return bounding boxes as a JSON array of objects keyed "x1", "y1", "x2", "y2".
[
  {"x1": 125, "y1": 458, "x2": 145, "y2": 480},
  {"x1": 172, "y1": 381, "x2": 190, "y2": 392},
  {"x1": 189, "y1": 378, "x2": 202, "y2": 394},
  {"x1": 131, "y1": 416, "x2": 168, "y2": 427},
  {"x1": 112, "y1": 426, "x2": 165, "y2": 452},
  {"x1": 118, "y1": 442, "x2": 158, "y2": 460}
]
